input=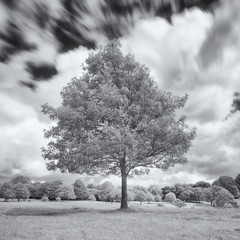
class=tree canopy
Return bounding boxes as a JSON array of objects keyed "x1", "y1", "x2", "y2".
[
  {"x1": 42, "y1": 40, "x2": 196, "y2": 208},
  {"x1": 213, "y1": 176, "x2": 240, "y2": 198}
]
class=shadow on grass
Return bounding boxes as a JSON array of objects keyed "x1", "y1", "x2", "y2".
[{"x1": 5, "y1": 207, "x2": 139, "y2": 217}]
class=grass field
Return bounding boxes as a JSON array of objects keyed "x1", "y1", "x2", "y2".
[{"x1": 0, "y1": 199, "x2": 240, "y2": 240}]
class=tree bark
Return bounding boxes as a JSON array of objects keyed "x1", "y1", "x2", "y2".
[{"x1": 121, "y1": 171, "x2": 128, "y2": 209}]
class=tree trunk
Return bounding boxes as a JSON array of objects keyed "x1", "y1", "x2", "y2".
[
  {"x1": 18, "y1": 199, "x2": 20, "y2": 202},
  {"x1": 121, "y1": 171, "x2": 128, "y2": 209}
]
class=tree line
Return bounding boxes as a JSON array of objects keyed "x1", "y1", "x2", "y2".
[{"x1": 0, "y1": 174, "x2": 239, "y2": 208}]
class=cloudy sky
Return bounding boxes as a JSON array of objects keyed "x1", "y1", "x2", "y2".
[{"x1": 0, "y1": 0, "x2": 240, "y2": 187}]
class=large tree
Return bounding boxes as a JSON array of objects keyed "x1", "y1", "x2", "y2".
[{"x1": 42, "y1": 41, "x2": 195, "y2": 209}]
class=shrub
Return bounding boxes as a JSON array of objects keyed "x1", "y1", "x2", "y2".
[
  {"x1": 41, "y1": 194, "x2": 49, "y2": 202},
  {"x1": 165, "y1": 192, "x2": 176, "y2": 203},
  {"x1": 88, "y1": 194, "x2": 96, "y2": 201},
  {"x1": 154, "y1": 195, "x2": 162, "y2": 203},
  {"x1": 172, "y1": 199, "x2": 186, "y2": 208},
  {"x1": 56, "y1": 196, "x2": 61, "y2": 201}
]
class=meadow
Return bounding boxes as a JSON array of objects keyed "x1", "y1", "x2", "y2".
[{"x1": 0, "y1": 199, "x2": 240, "y2": 240}]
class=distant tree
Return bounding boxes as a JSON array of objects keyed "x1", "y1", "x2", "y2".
[
  {"x1": 97, "y1": 181, "x2": 115, "y2": 202},
  {"x1": 148, "y1": 185, "x2": 162, "y2": 196},
  {"x1": 31, "y1": 182, "x2": 44, "y2": 199},
  {"x1": 134, "y1": 191, "x2": 147, "y2": 204},
  {"x1": 154, "y1": 195, "x2": 162, "y2": 203},
  {"x1": 45, "y1": 180, "x2": 63, "y2": 200},
  {"x1": 87, "y1": 184, "x2": 97, "y2": 189},
  {"x1": 165, "y1": 192, "x2": 176, "y2": 203},
  {"x1": 41, "y1": 194, "x2": 49, "y2": 202},
  {"x1": 74, "y1": 179, "x2": 89, "y2": 200},
  {"x1": 191, "y1": 187, "x2": 205, "y2": 203},
  {"x1": 88, "y1": 188, "x2": 100, "y2": 200},
  {"x1": 203, "y1": 188, "x2": 214, "y2": 205},
  {"x1": 235, "y1": 174, "x2": 240, "y2": 191},
  {"x1": 127, "y1": 190, "x2": 135, "y2": 201},
  {"x1": 10, "y1": 175, "x2": 31, "y2": 185},
  {"x1": 58, "y1": 185, "x2": 76, "y2": 200},
  {"x1": 193, "y1": 181, "x2": 211, "y2": 188},
  {"x1": 13, "y1": 183, "x2": 30, "y2": 202},
  {"x1": 25, "y1": 183, "x2": 35, "y2": 198},
  {"x1": 41, "y1": 41, "x2": 196, "y2": 209},
  {"x1": 213, "y1": 176, "x2": 240, "y2": 198},
  {"x1": 177, "y1": 185, "x2": 193, "y2": 202},
  {"x1": 214, "y1": 189, "x2": 238, "y2": 208},
  {"x1": 133, "y1": 186, "x2": 148, "y2": 194},
  {"x1": 161, "y1": 186, "x2": 172, "y2": 199},
  {"x1": 0, "y1": 183, "x2": 2, "y2": 198},
  {"x1": 0, "y1": 183, "x2": 15, "y2": 201},
  {"x1": 3, "y1": 189, "x2": 15, "y2": 202},
  {"x1": 88, "y1": 194, "x2": 96, "y2": 201},
  {"x1": 146, "y1": 192, "x2": 154, "y2": 203},
  {"x1": 115, "y1": 188, "x2": 134, "y2": 202},
  {"x1": 208, "y1": 185, "x2": 224, "y2": 204},
  {"x1": 174, "y1": 184, "x2": 192, "y2": 199}
]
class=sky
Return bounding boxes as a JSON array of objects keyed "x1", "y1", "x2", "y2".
[{"x1": 0, "y1": 0, "x2": 240, "y2": 187}]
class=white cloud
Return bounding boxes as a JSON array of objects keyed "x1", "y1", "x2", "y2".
[
  {"x1": 1, "y1": 2, "x2": 240, "y2": 187},
  {"x1": 120, "y1": 4, "x2": 240, "y2": 183}
]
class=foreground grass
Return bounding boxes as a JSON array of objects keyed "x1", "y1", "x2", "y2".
[{"x1": 0, "y1": 200, "x2": 240, "y2": 240}]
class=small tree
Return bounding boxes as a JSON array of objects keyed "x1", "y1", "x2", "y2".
[
  {"x1": 41, "y1": 41, "x2": 196, "y2": 209},
  {"x1": 88, "y1": 194, "x2": 96, "y2": 201},
  {"x1": 154, "y1": 195, "x2": 162, "y2": 203},
  {"x1": 45, "y1": 180, "x2": 63, "y2": 200},
  {"x1": 0, "y1": 183, "x2": 15, "y2": 201},
  {"x1": 148, "y1": 185, "x2": 162, "y2": 196},
  {"x1": 41, "y1": 194, "x2": 49, "y2": 202},
  {"x1": 97, "y1": 181, "x2": 115, "y2": 202},
  {"x1": 0, "y1": 183, "x2": 15, "y2": 202},
  {"x1": 58, "y1": 185, "x2": 76, "y2": 200},
  {"x1": 31, "y1": 182, "x2": 44, "y2": 199},
  {"x1": 203, "y1": 188, "x2": 214, "y2": 205},
  {"x1": 165, "y1": 192, "x2": 176, "y2": 203},
  {"x1": 134, "y1": 191, "x2": 147, "y2": 204},
  {"x1": 146, "y1": 192, "x2": 154, "y2": 203},
  {"x1": 13, "y1": 183, "x2": 29, "y2": 202},
  {"x1": 74, "y1": 179, "x2": 89, "y2": 200}
]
